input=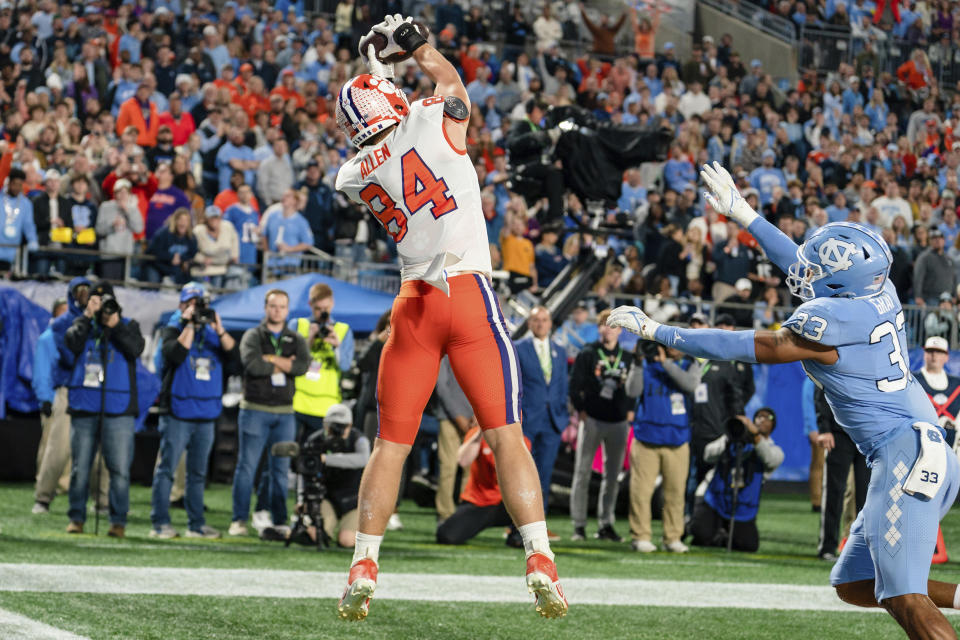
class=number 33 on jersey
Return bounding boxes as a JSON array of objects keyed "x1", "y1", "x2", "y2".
[{"x1": 336, "y1": 94, "x2": 492, "y2": 283}]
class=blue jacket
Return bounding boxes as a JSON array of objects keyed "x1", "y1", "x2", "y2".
[
  {"x1": 31, "y1": 326, "x2": 59, "y2": 403},
  {"x1": 515, "y1": 336, "x2": 569, "y2": 433},
  {"x1": 705, "y1": 440, "x2": 765, "y2": 522},
  {"x1": 632, "y1": 360, "x2": 692, "y2": 447},
  {"x1": 52, "y1": 276, "x2": 92, "y2": 376},
  {"x1": 65, "y1": 315, "x2": 145, "y2": 416},
  {"x1": 160, "y1": 312, "x2": 235, "y2": 421}
]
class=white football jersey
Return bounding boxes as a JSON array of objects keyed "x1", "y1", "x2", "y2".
[{"x1": 336, "y1": 97, "x2": 492, "y2": 287}]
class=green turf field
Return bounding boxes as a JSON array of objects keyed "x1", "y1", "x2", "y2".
[{"x1": 1, "y1": 482, "x2": 959, "y2": 639}]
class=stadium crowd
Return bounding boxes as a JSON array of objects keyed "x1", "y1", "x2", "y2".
[{"x1": 0, "y1": 0, "x2": 957, "y2": 338}]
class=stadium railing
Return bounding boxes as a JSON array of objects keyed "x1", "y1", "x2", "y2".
[
  {"x1": 260, "y1": 248, "x2": 402, "y2": 295},
  {"x1": 796, "y1": 24, "x2": 960, "y2": 86},
  {"x1": 699, "y1": 0, "x2": 797, "y2": 45}
]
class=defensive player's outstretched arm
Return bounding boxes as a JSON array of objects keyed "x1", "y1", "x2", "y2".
[
  {"x1": 700, "y1": 162, "x2": 798, "y2": 273},
  {"x1": 607, "y1": 306, "x2": 838, "y2": 366}
]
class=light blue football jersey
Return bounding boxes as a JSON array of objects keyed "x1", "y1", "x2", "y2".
[{"x1": 782, "y1": 280, "x2": 938, "y2": 457}]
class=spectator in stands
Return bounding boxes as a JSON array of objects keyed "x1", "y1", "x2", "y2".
[
  {"x1": 64, "y1": 281, "x2": 145, "y2": 537},
  {"x1": 914, "y1": 227, "x2": 957, "y2": 306},
  {"x1": 263, "y1": 188, "x2": 314, "y2": 270},
  {"x1": 214, "y1": 170, "x2": 260, "y2": 215},
  {"x1": 216, "y1": 126, "x2": 258, "y2": 194},
  {"x1": 569, "y1": 309, "x2": 642, "y2": 542},
  {"x1": 96, "y1": 179, "x2": 144, "y2": 281},
  {"x1": 116, "y1": 82, "x2": 159, "y2": 148},
  {"x1": 158, "y1": 92, "x2": 196, "y2": 148},
  {"x1": 515, "y1": 306, "x2": 568, "y2": 527},
  {"x1": 501, "y1": 210, "x2": 536, "y2": 293},
  {"x1": 144, "y1": 208, "x2": 197, "y2": 285},
  {"x1": 30, "y1": 169, "x2": 71, "y2": 276},
  {"x1": 145, "y1": 162, "x2": 191, "y2": 240},
  {"x1": 230, "y1": 289, "x2": 308, "y2": 536},
  {"x1": 533, "y1": 4, "x2": 562, "y2": 51},
  {"x1": 663, "y1": 144, "x2": 695, "y2": 193},
  {"x1": 147, "y1": 126, "x2": 177, "y2": 171},
  {"x1": 690, "y1": 409, "x2": 783, "y2": 553},
  {"x1": 297, "y1": 160, "x2": 334, "y2": 253},
  {"x1": 629, "y1": 341, "x2": 702, "y2": 553},
  {"x1": 579, "y1": 3, "x2": 625, "y2": 57},
  {"x1": 151, "y1": 282, "x2": 236, "y2": 539},
  {"x1": 716, "y1": 278, "x2": 755, "y2": 328},
  {"x1": 191, "y1": 205, "x2": 239, "y2": 288},
  {"x1": 223, "y1": 183, "x2": 260, "y2": 275},
  {"x1": 257, "y1": 138, "x2": 294, "y2": 207},
  {"x1": 712, "y1": 222, "x2": 755, "y2": 302},
  {"x1": 749, "y1": 149, "x2": 787, "y2": 208},
  {"x1": 0, "y1": 167, "x2": 38, "y2": 272}
]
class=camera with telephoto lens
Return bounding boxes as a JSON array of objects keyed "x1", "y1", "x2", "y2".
[
  {"x1": 194, "y1": 296, "x2": 217, "y2": 325},
  {"x1": 638, "y1": 339, "x2": 662, "y2": 363},
  {"x1": 91, "y1": 281, "x2": 121, "y2": 321},
  {"x1": 725, "y1": 416, "x2": 755, "y2": 445},
  {"x1": 316, "y1": 310, "x2": 332, "y2": 339}
]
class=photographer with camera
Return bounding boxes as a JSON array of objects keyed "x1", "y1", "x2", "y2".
[
  {"x1": 689, "y1": 408, "x2": 784, "y2": 553},
  {"x1": 569, "y1": 309, "x2": 643, "y2": 542},
  {"x1": 64, "y1": 282, "x2": 145, "y2": 537},
  {"x1": 273, "y1": 403, "x2": 370, "y2": 548},
  {"x1": 629, "y1": 341, "x2": 703, "y2": 553},
  {"x1": 229, "y1": 289, "x2": 309, "y2": 537},
  {"x1": 149, "y1": 282, "x2": 237, "y2": 539},
  {"x1": 290, "y1": 283, "x2": 355, "y2": 441}
]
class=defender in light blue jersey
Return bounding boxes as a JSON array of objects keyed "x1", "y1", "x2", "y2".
[{"x1": 609, "y1": 162, "x2": 960, "y2": 639}]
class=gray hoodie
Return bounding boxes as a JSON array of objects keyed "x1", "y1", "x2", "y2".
[{"x1": 96, "y1": 198, "x2": 144, "y2": 255}]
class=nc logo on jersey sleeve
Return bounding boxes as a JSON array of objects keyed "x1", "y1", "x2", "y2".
[{"x1": 818, "y1": 238, "x2": 858, "y2": 272}]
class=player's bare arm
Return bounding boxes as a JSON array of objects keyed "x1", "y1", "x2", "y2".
[
  {"x1": 412, "y1": 42, "x2": 470, "y2": 151},
  {"x1": 606, "y1": 307, "x2": 838, "y2": 366},
  {"x1": 754, "y1": 327, "x2": 837, "y2": 365}
]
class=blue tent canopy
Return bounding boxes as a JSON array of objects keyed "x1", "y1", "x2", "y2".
[{"x1": 211, "y1": 274, "x2": 395, "y2": 334}]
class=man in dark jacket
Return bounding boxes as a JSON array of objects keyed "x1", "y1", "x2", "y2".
[
  {"x1": 229, "y1": 289, "x2": 309, "y2": 536},
  {"x1": 64, "y1": 281, "x2": 145, "y2": 538},
  {"x1": 568, "y1": 309, "x2": 642, "y2": 542},
  {"x1": 30, "y1": 169, "x2": 72, "y2": 276},
  {"x1": 297, "y1": 160, "x2": 335, "y2": 254},
  {"x1": 816, "y1": 387, "x2": 868, "y2": 561},
  {"x1": 686, "y1": 313, "x2": 754, "y2": 511},
  {"x1": 150, "y1": 282, "x2": 237, "y2": 540}
]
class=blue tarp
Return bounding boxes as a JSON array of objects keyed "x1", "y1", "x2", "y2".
[
  {"x1": 0, "y1": 288, "x2": 51, "y2": 417},
  {"x1": 746, "y1": 362, "x2": 810, "y2": 481},
  {"x1": 0, "y1": 287, "x2": 160, "y2": 428},
  {"x1": 210, "y1": 273, "x2": 395, "y2": 334}
]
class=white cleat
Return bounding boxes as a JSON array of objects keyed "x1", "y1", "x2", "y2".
[
  {"x1": 338, "y1": 558, "x2": 378, "y2": 621},
  {"x1": 525, "y1": 553, "x2": 568, "y2": 619}
]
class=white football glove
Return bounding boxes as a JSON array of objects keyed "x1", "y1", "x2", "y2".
[
  {"x1": 360, "y1": 42, "x2": 395, "y2": 79},
  {"x1": 606, "y1": 305, "x2": 660, "y2": 341},
  {"x1": 699, "y1": 161, "x2": 759, "y2": 227},
  {"x1": 372, "y1": 14, "x2": 410, "y2": 59}
]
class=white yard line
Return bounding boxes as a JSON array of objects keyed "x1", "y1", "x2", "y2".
[
  {"x1": 0, "y1": 562, "x2": 943, "y2": 614},
  {"x1": 0, "y1": 606, "x2": 90, "y2": 640}
]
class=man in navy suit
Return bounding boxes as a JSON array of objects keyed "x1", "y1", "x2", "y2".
[{"x1": 515, "y1": 307, "x2": 569, "y2": 529}]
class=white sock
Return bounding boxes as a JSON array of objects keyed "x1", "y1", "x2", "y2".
[
  {"x1": 352, "y1": 532, "x2": 383, "y2": 566},
  {"x1": 517, "y1": 521, "x2": 554, "y2": 561},
  {"x1": 953, "y1": 585, "x2": 960, "y2": 609}
]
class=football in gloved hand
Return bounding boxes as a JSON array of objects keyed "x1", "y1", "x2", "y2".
[{"x1": 360, "y1": 20, "x2": 430, "y2": 63}]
